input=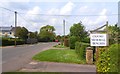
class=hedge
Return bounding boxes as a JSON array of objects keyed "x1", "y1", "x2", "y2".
[
  {"x1": 1, "y1": 38, "x2": 25, "y2": 46},
  {"x1": 69, "y1": 36, "x2": 77, "y2": 49},
  {"x1": 97, "y1": 44, "x2": 119, "y2": 72},
  {"x1": 75, "y1": 42, "x2": 90, "y2": 60}
]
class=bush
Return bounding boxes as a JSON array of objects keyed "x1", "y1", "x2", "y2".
[
  {"x1": 81, "y1": 37, "x2": 90, "y2": 43},
  {"x1": 75, "y1": 42, "x2": 90, "y2": 60},
  {"x1": 69, "y1": 36, "x2": 77, "y2": 49},
  {"x1": 97, "y1": 44, "x2": 119, "y2": 72}
]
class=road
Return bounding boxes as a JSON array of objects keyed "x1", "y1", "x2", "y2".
[{"x1": 2, "y1": 42, "x2": 57, "y2": 72}]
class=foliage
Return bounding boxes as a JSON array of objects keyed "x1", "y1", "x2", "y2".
[
  {"x1": 55, "y1": 35, "x2": 61, "y2": 41},
  {"x1": 81, "y1": 37, "x2": 90, "y2": 43},
  {"x1": 108, "y1": 24, "x2": 120, "y2": 44},
  {"x1": 69, "y1": 36, "x2": 78, "y2": 49},
  {"x1": 15, "y1": 27, "x2": 28, "y2": 40},
  {"x1": 96, "y1": 44, "x2": 119, "y2": 72},
  {"x1": 33, "y1": 49, "x2": 86, "y2": 64},
  {"x1": 40, "y1": 25, "x2": 55, "y2": 32},
  {"x1": 53, "y1": 44, "x2": 66, "y2": 48},
  {"x1": 70, "y1": 22, "x2": 88, "y2": 42},
  {"x1": 39, "y1": 31, "x2": 55, "y2": 42},
  {"x1": 39, "y1": 25, "x2": 56, "y2": 42},
  {"x1": 28, "y1": 31, "x2": 38, "y2": 39},
  {"x1": 1, "y1": 37, "x2": 25, "y2": 46},
  {"x1": 75, "y1": 42, "x2": 90, "y2": 60}
]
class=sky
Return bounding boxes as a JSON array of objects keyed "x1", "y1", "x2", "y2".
[{"x1": 0, "y1": 0, "x2": 119, "y2": 35}]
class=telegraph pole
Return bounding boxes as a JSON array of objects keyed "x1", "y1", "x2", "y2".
[
  {"x1": 15, "y1": 11, "x2": 17, "y2": 46},
  {"x1": 63, "y1": 20, "x2": 65, "y2": 46},
  {"x1": 63, "y1": 20, "x2": 65, "y2": 37}
]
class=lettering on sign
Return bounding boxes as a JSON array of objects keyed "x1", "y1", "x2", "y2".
[{"x1": 90, "y1": 34, "x2": 109, "y2": 46}]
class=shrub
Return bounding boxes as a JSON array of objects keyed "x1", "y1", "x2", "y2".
[
  {"x1": 97, "y1": 44, "x2": 119, "y2": 72},
  {"x1": 109, "y1": 44, "x2": 119, "y2": 72},
  {"x1": 75, "y1": 42, "x2": 90, "y2": 60},
  {"x1": 1, "y1": 38, "x2": 25, "y2": 46},
  {"x1": 69, "y1": 36, "x2": 77, "y2": 49},
  {"x1": 81, "y1": 37, "x2": 90, "y2": 43}
]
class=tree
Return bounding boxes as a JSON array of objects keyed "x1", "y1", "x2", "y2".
[
  {"x1": 28, "y1": 31, "x2": 38, "y2": 39},
  {"x1": 15, "y1": 27, "x2": 28, "y2": 40},
  {"x1": 40, "y1": 25, "x2": 55, "y2": 32},
  {"x1": 108, "y1": 24, "x2": 120, "y2": 44},
  {"x1": 39, "y1": 25, "x2": 56, "y2": 42},
  {"x1": 70, "y1": 22, "x2": 88, "y2": 42}
]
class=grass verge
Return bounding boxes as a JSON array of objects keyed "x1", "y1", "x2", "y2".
[{"x1": 32, "y1": 49, "x2": 86, "y2": 64}]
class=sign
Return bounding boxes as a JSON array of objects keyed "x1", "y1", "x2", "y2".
[{"x1": 90, "y1": 34, "x2": 109, "y2": 46}]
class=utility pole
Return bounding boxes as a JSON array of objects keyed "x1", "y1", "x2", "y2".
[
  {"x1": 63, "y1": 20, "x2": 65, "y2": 37},
  {"x1": 15, "y1": 11, "x2": 17, "y2": 46},
  {"x1": 63, "y1": 20, "x2": 65, "y2": 46}
]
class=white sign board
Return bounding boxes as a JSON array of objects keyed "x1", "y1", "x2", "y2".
[{"x1": 90, "y1": 34, "x2": 109, "y2": 46}]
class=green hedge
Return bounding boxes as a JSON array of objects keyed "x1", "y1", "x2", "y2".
[
  {"x1": 69, "y1": 36, "x2": 77, "y2": 49},
  {"x1": 75, "y1": 42, "x2": 90, "y2": 60},
  {"x1": 97, "y1": 44, "x2": 119, "y2": 72},
  {"x1": 1, "y1": 38, "x2": 25, "y2": 46}
]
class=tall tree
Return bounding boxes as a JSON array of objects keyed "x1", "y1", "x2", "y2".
[
  {"x1": 70, "y1": 22, "x2": 88, "y2": 42},
  {"x1": 40, "y1": 25, "x2": 55, "y2": 33},
  {"x1": 15, "y1": 27, "x2": 28, "y2": 40},
  {"x1": 39, "y1": 25, "x2": 56, "y2": 42}
]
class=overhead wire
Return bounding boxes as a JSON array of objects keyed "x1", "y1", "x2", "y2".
[
  {"x1": 0, "y1": 6, "x2": 15, "y2": 12},
  {"x1": 0, "y1": 6, "x2": 118, "y2": 16},
  {"x1": 18, "y1": 14, "x2": 34, "y2": 26}
]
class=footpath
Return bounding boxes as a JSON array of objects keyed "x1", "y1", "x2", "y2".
[{"x1": 20, "y1": 61, "x2": 96, "y2": 72}]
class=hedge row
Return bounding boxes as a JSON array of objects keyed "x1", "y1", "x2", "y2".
[
  {"x1": 97, "y1": 44, "x2": 119, "y2": 72},
  {"x1": 1, "y1": 38, "x2": 25, "y2": 46},
  {"x1": 75, "y1": 42, "x2": 90, "y2": 60},
  {"x1": 69, "y1": 36, "x2": 78, "y2": 49}
]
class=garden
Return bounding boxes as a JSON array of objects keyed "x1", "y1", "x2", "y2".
[{"x1": 32, "y1": 22, "x2": 90, "y2": 64}]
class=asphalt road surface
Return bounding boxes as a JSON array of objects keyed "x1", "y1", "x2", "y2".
[{"x1": 2, "y1": 42, "x2": 57, "y2": 72}]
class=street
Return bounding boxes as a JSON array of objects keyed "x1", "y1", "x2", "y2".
[{"x1": 2, "y1": 42, "x2": 57, "y2": 72}]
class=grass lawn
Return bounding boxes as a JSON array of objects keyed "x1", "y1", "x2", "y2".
[
  {"x1": 53, "y1": 44, "x2": 66, "y2": 48},
  {"x1": 32, "y1": 49, "x2": 86, "y2": 64}
]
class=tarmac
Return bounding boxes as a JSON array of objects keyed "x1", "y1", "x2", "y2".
[{"x1": 20, "y1": 61, "x2": 96, "y2": 72}]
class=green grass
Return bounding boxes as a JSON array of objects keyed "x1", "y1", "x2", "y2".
[
  {"x1": 32, "y1": 49, "x2": 86, "y2": 64},
  {"x1": 53, "y1": 44, "x2": 66, "y2": 48}
]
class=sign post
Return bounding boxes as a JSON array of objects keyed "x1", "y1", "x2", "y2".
[
  {"x1": 90, "y1": 33, "x2": 109, "y2": 61},
  {"x1": 90, "y1": 21, "x2": 109, "y2": 62}
]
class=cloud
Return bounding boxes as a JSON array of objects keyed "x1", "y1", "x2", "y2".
[
  {"x1": 79, "y1": 6, "x2": 88, "y2": 13},
  {"x1": 78, "y1": 5, "x2": 96, "y2": 14},
  {"x1": 47, "y1": 8, "x2": 59, "y2": 15},
  {"x1": 27, "y1": 6, "x2": 41, "y2": 14},
  {"x1": 82, "y1": 8, "x2": 108, "y2": 30},
  {"x1": 60, "y1": 1, "x2": 75, "y2": 15},
  {"x1": 25, "y1": 6, "x2": 42, "y2": 22}
]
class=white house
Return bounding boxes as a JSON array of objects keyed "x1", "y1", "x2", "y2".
[{"x1": 0, "y1": 26, "x2": 16, "y2": 38}]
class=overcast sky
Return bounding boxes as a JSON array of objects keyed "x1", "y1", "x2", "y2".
[{"x1": 0, "y1": 0, "x2": 119, "y2": 35}]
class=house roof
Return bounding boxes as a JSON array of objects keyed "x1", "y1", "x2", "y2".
[{"x1": 0, "y1": 27, "x2": 13, "y2": 32}]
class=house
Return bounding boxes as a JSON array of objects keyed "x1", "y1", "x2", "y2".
[{"x1": 0, "y1": 26, "x2": 16, "y2": 38}]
